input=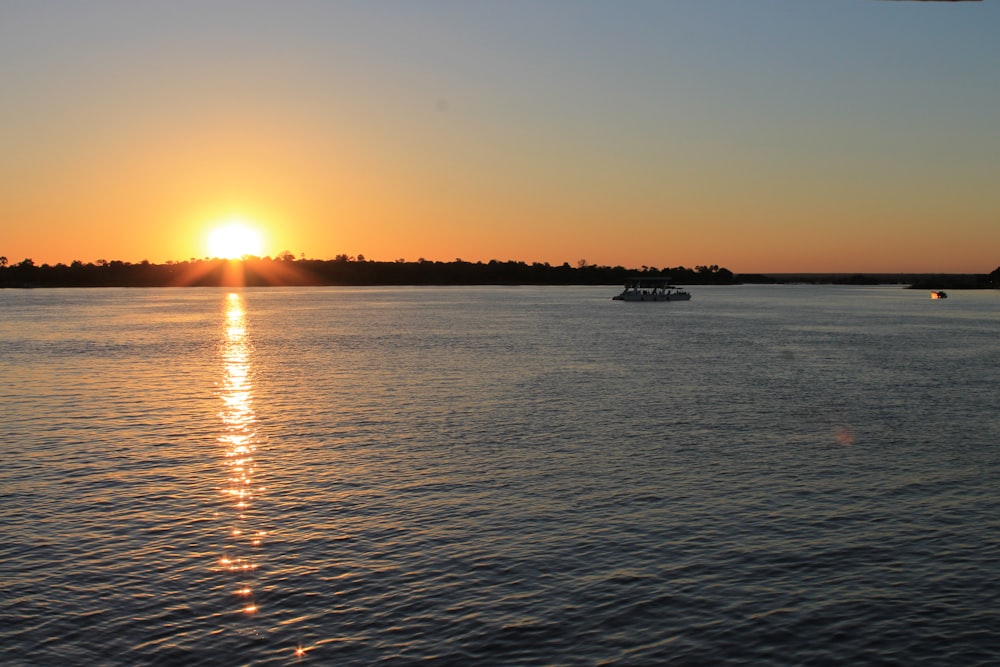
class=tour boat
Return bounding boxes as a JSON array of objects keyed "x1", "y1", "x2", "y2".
[{"x1": 612, "y1": 277, "x2": 692, "y2": 302}]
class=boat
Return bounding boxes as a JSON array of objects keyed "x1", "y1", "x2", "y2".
[
  {"x1": 930, "y1": 290, "x2": 948, "y2": 299},
  {"x1": 612, "y1": 277, "x2": 692, "y2": 302}
]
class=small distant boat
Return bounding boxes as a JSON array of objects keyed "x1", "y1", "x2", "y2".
[
  {"x1": 612, "y1": 277, "x2": 692, "y2": 302},
  {"x1": 930, "y1": 291, "x2": 948, "y2": 299}
]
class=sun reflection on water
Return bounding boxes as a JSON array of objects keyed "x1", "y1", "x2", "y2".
[{"x1": 217, "y1": 292, "x2": 264, "y2": 616}]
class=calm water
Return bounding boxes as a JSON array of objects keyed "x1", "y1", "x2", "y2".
[{"x1": 1, "y1": 285, "x2": 998, "y2": 666}]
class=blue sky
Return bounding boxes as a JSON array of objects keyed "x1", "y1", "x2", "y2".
[{"x1": 2, "y1": 1, "x2": 997, "y2": 271}]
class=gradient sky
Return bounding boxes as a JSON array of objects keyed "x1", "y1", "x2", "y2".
[{"x1": 2, "y1": 1, "x2": 997, "y2": 272}]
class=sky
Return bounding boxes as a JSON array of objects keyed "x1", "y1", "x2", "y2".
[{"x1": 1, "y1": 1, "x2": 997, "y2": 273}]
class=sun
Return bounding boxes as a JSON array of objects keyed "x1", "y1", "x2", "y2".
[{"x1": 207, "y1": 220, "x2": 264, "y2": 260}]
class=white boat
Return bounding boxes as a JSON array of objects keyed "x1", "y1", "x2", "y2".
[
  {"x1": 931, "y1": 290, "x2": 948, "y2": 299},
  {"x1": 612, "y1": 277, "x2": 692, "y2": 302}
]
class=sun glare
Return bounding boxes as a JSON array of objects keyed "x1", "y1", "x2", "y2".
[{"x1": 208, "y1": 221, "x2": 263, "y2": 260}]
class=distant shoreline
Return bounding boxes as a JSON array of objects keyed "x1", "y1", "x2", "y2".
[
  {"x1": 0, "y1": 257, "x2": 996, "y2": 289},
  {"x1": 736, "y1": 273, "x2": 997, "y2": 290}
]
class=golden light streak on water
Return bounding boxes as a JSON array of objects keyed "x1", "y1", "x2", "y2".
[{"x1": 217, "y1": 292, "x2": 265, "y2": 619}]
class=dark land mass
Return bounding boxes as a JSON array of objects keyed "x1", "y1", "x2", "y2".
[
  {"x1": 1, "y1": 256, "x2": 997, "y2": 289},
  {"x1": 738, "y1": 272, "x2": 999, "y2": 290},
  {"x1": 0, "y1": 258, "x2": 736, "y2": 288}
]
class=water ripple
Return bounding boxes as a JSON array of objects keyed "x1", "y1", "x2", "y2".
[{"x1": 1, "y1": 287, "x2": 999, "y2": 665}]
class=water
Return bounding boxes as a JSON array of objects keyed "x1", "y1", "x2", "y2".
[{"x1": 1, "y1": 285, "x2": 998, "y2": 666}]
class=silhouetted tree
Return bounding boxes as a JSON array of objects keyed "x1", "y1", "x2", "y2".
[{"x1": 0, "y1": 255, "x2": 743, "y2": 288}]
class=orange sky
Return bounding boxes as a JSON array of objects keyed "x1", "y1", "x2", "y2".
[{"x1": 2, "y1": 2, "x2": 997, "y2": 273}]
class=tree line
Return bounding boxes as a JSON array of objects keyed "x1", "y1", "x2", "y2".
[
  {"x1": 2, "y1": 255, "x2": 996, "y2": 288},
  {"x1": 0, "y1": 256, "x2": 737, "y2": 288}
]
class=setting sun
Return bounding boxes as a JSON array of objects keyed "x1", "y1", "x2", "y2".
[{"x1": 207, "y1": 221, "x2": 264, "y2": 260}]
